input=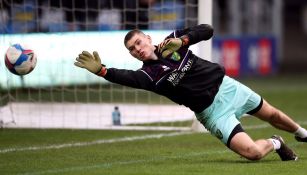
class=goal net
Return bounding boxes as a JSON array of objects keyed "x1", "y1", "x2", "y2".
[{"x1": 0, "y1": 0, "x2": 210, "y2": 131}]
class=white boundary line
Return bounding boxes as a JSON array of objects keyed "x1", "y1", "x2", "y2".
[
  {"x1": 0, "y1": 121, "x2": 307, "y2": 154},
  {"x1": 0, "y1": 131, "x2": 194, "y2": 154},
  {"x1": 2, "y1": 121, "x2": 307, "y2": 175},
  {"x1": 2, "y1": 121, "x2": 307, "y2": 154}
]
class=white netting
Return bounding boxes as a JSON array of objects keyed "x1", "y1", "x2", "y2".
[{"x1": 0, "y1": 0, "x2": 205, "y2": 130}]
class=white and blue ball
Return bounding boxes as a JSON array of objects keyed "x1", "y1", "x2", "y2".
[{"x1": 4, "y1": 44, "x2": 37, "y2": 75}]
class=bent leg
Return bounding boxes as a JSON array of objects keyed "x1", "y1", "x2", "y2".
[
  {"x1": 253, "y1": 99, "x2": 299, "y2": 133},
  {"x1": 229, "y1": 132, "x2": 273, "y2": 161}
]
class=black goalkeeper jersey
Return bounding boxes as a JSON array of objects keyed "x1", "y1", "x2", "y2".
[{"x1": 104, "y1": 24, "x2": 225, "y2": 113}]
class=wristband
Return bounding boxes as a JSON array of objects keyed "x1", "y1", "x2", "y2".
[
  {"x1": 95, "y1": 65, "x2": 107, "y2": 77},
  {"x1": 180, "y1": 35, "x2": 190, "y2": 46}
]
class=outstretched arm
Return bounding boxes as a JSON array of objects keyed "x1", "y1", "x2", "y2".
[
  {"x1": 178, "y1": 24, "x2": 214, "y2": 46},
  {"x1": 158, "y1": 24, "x2": 214, "y2": 58},
  {"x1": 104, "y1": 68, "x2": 153, "y2": 90},
  {"x1": 75, "y1": 51, "x2": 153, "y2": 90}
]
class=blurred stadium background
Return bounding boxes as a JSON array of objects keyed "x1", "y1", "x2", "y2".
[
  {"x1": 0, "y1": 1, "x2": 307, "y2": 174},
  {"x1": 0, "y1": 0, "x2": 307, "y2": 129}
]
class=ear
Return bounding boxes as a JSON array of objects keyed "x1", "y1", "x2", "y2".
[{"x1": 146, "y1": 35, "x2": 152, "y2": 43}]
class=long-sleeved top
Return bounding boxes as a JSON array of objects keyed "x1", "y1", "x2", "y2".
[{"x1": 104, "y1": 24, "x2": 225, "y2": 113}]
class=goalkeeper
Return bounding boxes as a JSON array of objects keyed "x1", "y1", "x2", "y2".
[{"x1": 75, "y1": 24, "x2": 307, "y2": 161}]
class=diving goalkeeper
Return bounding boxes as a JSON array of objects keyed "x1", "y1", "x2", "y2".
[{"x1": 75, "y1": 24, "x2": 307, "y2": 161}]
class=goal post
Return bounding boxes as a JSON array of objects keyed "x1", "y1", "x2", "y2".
[
  {"x1": 0, "y1": 0, "x2": 212, "y2": 131},
  {"x1": 198, "y1": 0, "x2": 213, "y2": 61},
  {"x1": 191, "y1": 0, "x2": 213, "y2": 132}
]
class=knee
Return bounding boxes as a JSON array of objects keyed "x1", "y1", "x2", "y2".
[{"x1": 243, "y1": 146, "x2": 263, "y2": 161}]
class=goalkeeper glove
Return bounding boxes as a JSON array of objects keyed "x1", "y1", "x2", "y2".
[
  {"x1": 157, "y1": 35, "x2": 189, "y2": 58},
  {"x1": 74, "y1": 51, "x2": 107, "y2": 77}
]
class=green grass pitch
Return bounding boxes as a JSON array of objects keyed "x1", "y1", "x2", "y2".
[{"x1": 1, "y1": 74, "x2": 307, "y2": 175}]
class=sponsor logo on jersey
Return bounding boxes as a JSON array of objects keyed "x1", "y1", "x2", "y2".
[{"x1": 167, "y1": 58, "x2": 193, "y2": 86}]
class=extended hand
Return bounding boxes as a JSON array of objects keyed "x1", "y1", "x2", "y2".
[
  {"x1": 157, "y1": 38, "x2": 183, "y2": 58},
  {"x1": 75, "y1": 51, "x2": 103, "y2": 74}
]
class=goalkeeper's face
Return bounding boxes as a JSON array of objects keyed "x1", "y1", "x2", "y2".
[{"x1": 125, "y1": 33, "x2": 157, "y2": 61}]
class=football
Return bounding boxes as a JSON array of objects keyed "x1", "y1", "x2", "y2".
[{"x1": 4, "y1": 44, "x2": 37, "y2": 75}]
